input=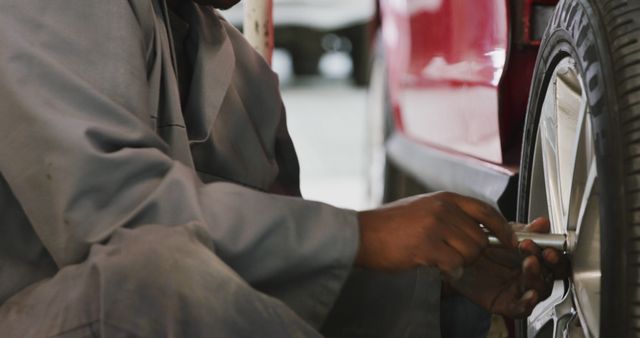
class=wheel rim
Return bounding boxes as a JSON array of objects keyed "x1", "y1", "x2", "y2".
[{"x1": 527, "y1": 57, "x2": 601, "y2": 338}]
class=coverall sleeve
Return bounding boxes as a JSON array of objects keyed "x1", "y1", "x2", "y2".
[{"x1": 0, "y1": 1, "x2": 359, "y2": 326}]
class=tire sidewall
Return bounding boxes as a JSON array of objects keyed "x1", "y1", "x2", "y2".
[{"x1": 517, "y1": 0, "x2": 626, "y2": 336}]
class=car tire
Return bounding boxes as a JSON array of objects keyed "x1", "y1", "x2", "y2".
[{"x1": 517, "y1": 0, "x2": 640, "y2": 337}]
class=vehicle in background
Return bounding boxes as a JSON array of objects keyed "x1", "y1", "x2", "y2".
[
  {"x1": 370, "y1": 0, "x2": 640, "y2": 337},
  {"x1": 221, "y1": 0, "x2": 376, "y2": 85}
]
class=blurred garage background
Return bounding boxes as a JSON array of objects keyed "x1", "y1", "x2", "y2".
[{"x1": 221, "y1": 0, "x2": 376, "y2": 210}]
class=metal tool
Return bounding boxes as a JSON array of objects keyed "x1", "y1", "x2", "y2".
[{"x1": 485, "y1": 230, "x2": 569, "y2": 251}]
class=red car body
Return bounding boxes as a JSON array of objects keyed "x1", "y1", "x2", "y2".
[{"x1": 377, "y1": 0, "x2": 558, "y2": 219}]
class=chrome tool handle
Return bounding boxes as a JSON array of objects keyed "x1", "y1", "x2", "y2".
[{"x1": 487, "y1": 231, "x2": 567, "y2": 251}]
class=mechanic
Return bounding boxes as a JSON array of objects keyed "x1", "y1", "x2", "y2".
[{"x1": 0, "y1": 0, "x2": 566, "y2": 337}]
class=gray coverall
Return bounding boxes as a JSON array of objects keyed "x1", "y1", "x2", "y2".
[{"x1": 0, "y1": 1, "x2": 444, "y2": 337}]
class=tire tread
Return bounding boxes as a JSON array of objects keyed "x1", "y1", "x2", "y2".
[
  {"x1": 598, "y1": 0, "x2": 640, "y2": 336},
  {"x1": 520, "y1": 0, "x2": 640, "y2": 336}
]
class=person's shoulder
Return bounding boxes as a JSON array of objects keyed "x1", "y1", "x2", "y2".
[{"x1": 0, "y1": 0, "x2": 156, "y2": 34}]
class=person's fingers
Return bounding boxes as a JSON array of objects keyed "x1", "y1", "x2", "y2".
[
  {"x1": 519, "y1": 239, "x2": 542, "y2": 257},
  {"x1": 443, "y1": 202, "x2": 490, "y2": 248},
  {"x1": 519, "y1": 218, "x2": 570, "y2": 282},
  {"x1": 523, "y1": 255, "x2": 541, "y2": 276},
  {"x1": 542, "y1": 248, "x2": 560, "y2": 264},
  {"x1": 429, "y1": 242, "x2": 465, "y2": 281},
  {"x1": 440, "y1": 222, "x2": 484, "y2": 265},
  {"x1": 525, "y1": 217, "x2": 551, "y2": 233},
  {"x1": 514, "y1": 218, "x2": 550, "y2": 255},
  {"x1": 522, "y1": 256, "x2": 546, "y2": 296},
  {"x1": 542, "y1": 248, "x2": 571, "y2": 279},
  {"x1": 484, "y1": 247, "x2": 522, "y2": 268},
  {"x1": 439, "y1": 192, "x2": 515, "y2": 248},
  {"x1": 507, "y1": 289, "x2": 538, "y2": 318},
  {"x1": 510, "y1": 221, "x2": 527, "y2": 232},
  {"x1": 491, "y1": 283, "x2": 538, "y2": 318}
]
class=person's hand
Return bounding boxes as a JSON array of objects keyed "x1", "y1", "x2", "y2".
[
  {"x1": 355, "y1": 192, "x2": 517, "y2": 279},
  {"x1": 446, "y1": 218, "x2": 570, "y2": 318}
]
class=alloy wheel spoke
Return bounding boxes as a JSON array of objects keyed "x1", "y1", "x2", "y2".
[
  {"x1": 528, "y1": 57, "x2": 601, "y2": 338},
  {"x1": 554, "y1": 62, "x2": 584, "y2": 230},
  {"x1": 571, "y1": 156, "x2": 600, "y2": 338},
  {"x1": 574, "y1": 157, "x2": 598, "y2": 238},
  {"x1": 564, "y1": 93, "x2": 591, "y2": 231},
  {"x1": 552, "y1": 287, "x2": 577, "y2": 338},
  {"x1": 539, "y1": 76, "x2": 564, "y2": 233}
]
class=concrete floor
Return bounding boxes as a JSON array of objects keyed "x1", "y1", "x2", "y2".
[{"x1": 275, "y1": 50, "x2": 370, "y2": 210}]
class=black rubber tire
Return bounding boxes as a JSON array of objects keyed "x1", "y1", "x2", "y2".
[{"x1": 517, "y1": 0, "x2": 640, "y2": 336}]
